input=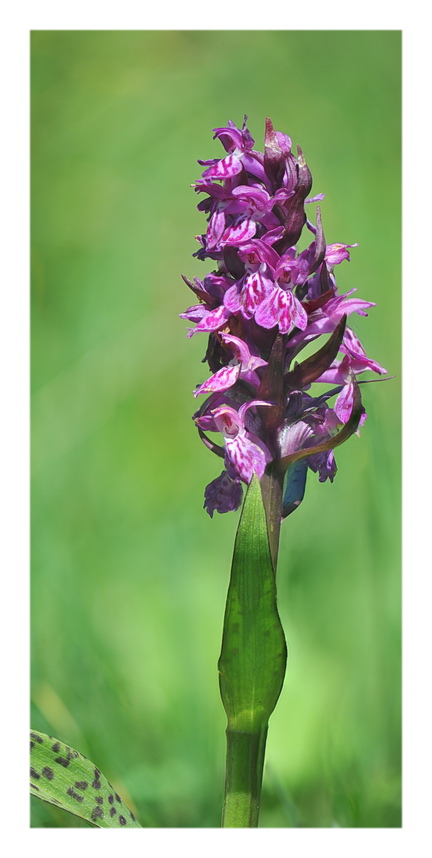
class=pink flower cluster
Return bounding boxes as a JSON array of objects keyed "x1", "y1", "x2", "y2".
[{"x1": 181, "y1": 117, "x2": 386, "y2": 516}]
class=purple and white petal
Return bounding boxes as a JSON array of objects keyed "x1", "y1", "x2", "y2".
[
  {"x1": 188, "y1": 304, "x2": 231, "y2": 337},
  {"x1": 220, "y1": 333, "x2": 253, "y2": 366},
  {"x1": 194, "y1": 180, "x2": 229, "y2": 200},
  {"x1": 314, "y1": 355, "x2": 351, "y2": 385},
  {"x1": 221, "y1": 217, "x2": 257, "y2": 246},
  {"x1": 241, "y1": 152, "x2": 269, "y2": 185},
  {"x1": 334, "y1": 382, "x2": 367, "y2": 427},
  {"x1": 261, "y1": 225, "x2": 285, "y2": 246},
  {"x1": 290, "y1": 290, "x2": 376, "y2": 346},
  {"x1": 254, "y1": 286, "x2": 282, "y2": 330},
  {"x1": 254, "y1": 286, "x2": 307, "y2": 334},
  {"x1": 325, "y1": 242, "x2": 358, "y2": 266},
  {"x1": 224, "y1": 432, "x2": 269, "y2": 483},
  {"x1": 238, "y1": 399, "x2": 273, "y2": 425},
  {"x1": 289, "y1": 292, "x2": 308, "y2": 331},
  {"x1": 231, "y1": 184, "x2": 271, "y2": 213},
  {"x1": 305, "y1": 193, "x2": 325, "y2": 204},
  {"x1": 333, "y1": 290, "x2": 375, "y2": 317},
  {"x1": 206, "y1": 210, "x2": 226, "y2": 250},
  {"x1": 201, "y1": 153, "x2": 244, "y2": 180},
  {"x1": 211, "y1": 405, "x2": 243, "y2": 438},
  {"x1": 239, "y1": 271, "x2": 274, "y2": 319},
  {"x1": 223, "y1": 282, "x2": 242, "y2": 313},
  {"x1": 213, "y1": 120, "x2": 255, "y2": 154},
  {"x1": 179, "y1": 304, "x2": 209, "y2": 324},
  {"x1": 194, "y1": 364, "x2": 241, "y2": 397},
  {"x1": 341, "y1": 327, "x2": 387, "y2": 374},
  {"x1": 279, "y1": 420, "x2": 314, "y2": 458},
  {"x1": 238, "y1": 238, "x2": 280, "y2": 271}
]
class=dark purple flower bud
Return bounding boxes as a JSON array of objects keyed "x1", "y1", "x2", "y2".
[
  {"x1": 204, "y1": 470, "x2": 244, "y2": 517},
  {"x1": 264, "y1": 117, "x2": 292, "y2": 191},
  {"x1": 274, "y1": 147, "x2": 313, "y2": 252}
]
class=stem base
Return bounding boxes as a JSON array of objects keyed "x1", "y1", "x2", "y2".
[{"x1": 222, "y1": 727, "x2": 268, "y2": 828}]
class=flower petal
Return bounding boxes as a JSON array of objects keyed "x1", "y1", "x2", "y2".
[
  {"x1": 194, "y1": 365, "x2": 240, "y2": 397},
  {"x1": 221, "y1": 218, "x2": 257, "y2": 246},
  {"x1": 341, "y1": 327, "x2": 387, "y2": 374},
  {"x1": 335, "y1": 381, "x2": 367, "y2": 427},
  {"x1": 254, "y1": 287, "x2": 307, "y2": 334},
  {"x1": 307, "y1": 449, "x2": 337, "y2": 482},
  {"x1": 325, "y1": 242, "x2": 358, "y2": 266},
  {"x1": 204, "y1": 470, "x2": 243, "y2": 516},
  {"x1": 225, "y1": 432, "x2": 269, "y2": 483},
  {"x1": 189, "y1": 304, "x2": 230, "y2": 336},
  {"x1": 211, "y1": 405, "x2": 243, "y2": 437},
  {"x1": 201, "y1": 153, "x2": 243, "y2": 179},
  {"x1": 206, "y1": 210, "x2": 226, "y2": 250},
  {"x1": 239, "y1": 271, "x2": 274, "y2": 319}
]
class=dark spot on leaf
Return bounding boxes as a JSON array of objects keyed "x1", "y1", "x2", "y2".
[
  {"x1": 95, "y1": 796, "x2": 103, "y2": 805},
  {"x1": 31, "y1": 733, "x2": 43, "y2": 743},
  {"x1": 65, "y1": 747, "x2": 79, "y2": 759},
  {"x1": 91, "y1": 806, "x2": 104, "y2": 821},
  {"x1": 92, "y1": 779, "x2": 102, "y2": 789},
  {"x1": 115, "y1": 793, "x2": 121, "y2": 803},
  {"x1": 30, "y1": 741, "x2": 34, "y2": 750},
  {"x1": 30, "y1": 783, "x2": 40, "y2": 791},
  {"x1": 94, "y1": 767, "x2": 101, "y2": 778},
  {"x1": 51, "y1": 742, "x2": 60, "y2": 753},
  {"x1": 55, "y1": 756, "x2": 70, "y2": 768},
  {"x1": 67, "y1": 787, "x2": 84, "y2": 803},
  {"x1": 130, "y1": 812, "x2": 136, "y2": 821},
  {"x1": 110, "y1": 807, "x2": 116, "y2": 817},
  {"x1": 75, "y1": 781, "x2": 88, "y2": 790},
  {"x1": 108, "y1": 794, "x2": 114, "y2": 804},
  {"x1": 30, "y1": 767, "x2": 40, "y2": 780},
  {"x1": 42, "y1": 767, "x2": 54, "y2": 780},
  {"x1": 119, "y1": 815, "x2": 126, "y2": 826}
]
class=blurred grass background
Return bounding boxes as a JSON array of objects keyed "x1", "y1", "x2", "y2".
[{"x1": 31, "y1": 30, "x2": 401, "y2": 828}]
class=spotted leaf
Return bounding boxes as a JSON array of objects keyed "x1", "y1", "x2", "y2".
[{"x1": 30, "y1": 731, "x2": 141, "y2": 828}]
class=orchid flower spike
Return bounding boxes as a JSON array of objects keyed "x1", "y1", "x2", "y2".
[{"x1": 181, "y1": 116, "x2": 387, "y2": 516}]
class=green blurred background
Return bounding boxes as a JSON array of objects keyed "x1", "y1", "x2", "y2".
[{"x1": 31, "y1": 30, "x2": 401, "y2": 828}]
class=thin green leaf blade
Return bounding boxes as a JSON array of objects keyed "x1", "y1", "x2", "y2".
[
  {"x1": 30, "y1": 731, "x2": 141, "y2": 828},
  {"x1": 218, "y1": 476, "x2": 287, "y2": 733}
]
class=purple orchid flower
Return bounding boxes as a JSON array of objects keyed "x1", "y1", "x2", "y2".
[
  {"x1": 196, "y1": 400, "x2": 273, "y2": 485},
  {"x1": 181, "y1": 118, "x2": 387, "y2": 515},
  {"x1": 193, "y1": 334, "x2": 267, "y2": 398},
  {"x1": 254, "y1": 284, "x2": 308, "y2": 334},
  {"x1": 325, "y1": 241, "x2": 359, "y2": 267},
  {"x1": 204, "y1": 470, "x2": 243, "y2": 518}
]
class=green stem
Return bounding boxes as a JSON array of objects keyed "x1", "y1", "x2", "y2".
[
  {"x1": 222, "y1": 727, "x2": 268, "y2": 827},
  {"x1": 259, "y1": 463, "x2": 283, "y2": 571},
  {"x1": 218, "y1": 475, "x2": 286, "y2": 828}
]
